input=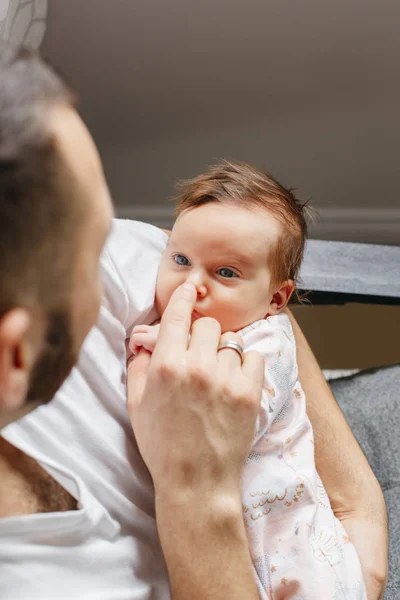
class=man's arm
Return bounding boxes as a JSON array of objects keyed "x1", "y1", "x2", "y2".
[
  {"x1": 155, "y1": 492, "x2": 258, "y2": 599},
  {"x1": 287, "y1": 309, "x2": 388, "y2": 600}
]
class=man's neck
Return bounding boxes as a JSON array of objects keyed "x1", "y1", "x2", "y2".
[{"x1": 0, "y1": 399, "x2": 41, "y2": 430}]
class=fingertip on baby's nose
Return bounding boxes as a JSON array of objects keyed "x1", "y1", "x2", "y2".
[{"x1": 182, "y1": 281, "x2": 196, "y2": 292}]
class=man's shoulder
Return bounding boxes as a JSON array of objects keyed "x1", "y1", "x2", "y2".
[
  {"x1": 100, "y1": 219, "x2": 168, "y2": 330},
  {"x1": 106, "y1": 218, "x2": 168, "y2": 257}
]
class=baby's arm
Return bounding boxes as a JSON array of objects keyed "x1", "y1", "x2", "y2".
[
  {"x1": 129, "y1": 323, "x2": 161, "y2": 355},
  {"x1": 242, "y1": 317, "x2": 297, "y2": 437}
]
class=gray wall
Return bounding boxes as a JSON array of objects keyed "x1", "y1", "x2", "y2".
[
  {"x1": 102, "y1": 103, "x2": 400, "y2": 243},
  {"x1": 37, "y1": 0, "x2": 400, "y2": 244}
]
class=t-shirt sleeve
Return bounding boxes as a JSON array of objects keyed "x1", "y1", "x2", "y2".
[
  {"x1": 242, "y1": 315, "x2": 299, "y2": 436},
  {"x1": 100, "y1": 218, "x2": 168, "y2": 334}
]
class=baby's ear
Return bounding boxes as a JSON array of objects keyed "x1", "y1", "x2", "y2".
[{"x1": 268, "y1": 280, "x2": 295, "y2": 316}]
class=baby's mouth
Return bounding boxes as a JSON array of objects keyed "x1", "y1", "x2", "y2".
[{"x1": 191, "y1": 310, "x2": 203, "y2": 321}]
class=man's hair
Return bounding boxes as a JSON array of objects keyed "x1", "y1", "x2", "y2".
[
  {"x1": 0, "y1": 44, "x2": 80, "y2": 317},
  {"x1": 175, "y1": 160, "x2": 309, "y2": 289}
]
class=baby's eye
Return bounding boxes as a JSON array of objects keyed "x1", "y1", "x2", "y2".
[
  {"x1": 174, "y1": 254, "x2": 191, "y2": 266},
  {"x1": 217, "y1": 267, "x2": 238, "y2": 279}
]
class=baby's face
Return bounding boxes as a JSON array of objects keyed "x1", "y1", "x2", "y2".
[{"x1": 156, "y1": 202, "x2": 283, "y2": 333}]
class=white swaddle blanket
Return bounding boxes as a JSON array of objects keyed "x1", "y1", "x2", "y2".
[{"x1": 240, "y1": 316, "x2": 366, "y2": 599}]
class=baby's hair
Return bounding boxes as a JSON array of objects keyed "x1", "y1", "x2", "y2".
[{"x1": 174, "y1": 160, "x2": 310, "y2": 296}]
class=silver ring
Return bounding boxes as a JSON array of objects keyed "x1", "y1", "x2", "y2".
[{"x1": 217, "y1": 340, "x2": 244, "y2": 363}]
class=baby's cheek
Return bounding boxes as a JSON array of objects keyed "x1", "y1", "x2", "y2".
[
  {"x1": 155, "y1": 271, "x2": 180, "y2": 317},
  {"x1": 155, "y1": 269, "x2": 167, "y2": 314},
  {"x1": 155, "y1": 285, "x2": 169, "y2": 317},
  {"x1": 216, "y1": 298, "x2": 257, "y2": 333}
]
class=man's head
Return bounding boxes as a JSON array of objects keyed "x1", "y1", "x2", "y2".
[
  {"x1": 0, "y1": 46, "x2": 113, "y2": 425},
  {"x1": 156, "y1": 161, "x2": 308, "y2": 333}
]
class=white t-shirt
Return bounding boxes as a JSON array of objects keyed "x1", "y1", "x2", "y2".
[{"x1": 0, "y1": 220, "x2": 170, "y2": 600}]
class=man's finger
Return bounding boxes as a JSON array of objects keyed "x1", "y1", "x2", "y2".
[
  {"x1": 153, "y1": 282, "x2": 196, "y2": 359},
  {"x1": 188, "y1": 317, "x2": 221, "y2": 363},
  {"x1": 217, "y1": 331, "x2": 244, "y2": 373},
  {"x1": 126, "y1": 349, "x2": 151, "y2": 415}
]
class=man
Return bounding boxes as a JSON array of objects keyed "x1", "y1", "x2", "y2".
[
  {"x1": 0, "y1": 46, "x2": 113, "y2": 421},
  {"x1": 0, "y1": 47, "x2": 387, "y2": 599}
]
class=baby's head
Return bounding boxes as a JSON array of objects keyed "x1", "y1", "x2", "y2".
[{"x1": 156, "y1": 161, "x2": 308, "y2": 333}]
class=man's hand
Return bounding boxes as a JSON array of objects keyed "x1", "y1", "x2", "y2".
[
  {"x1": 127, "y1": 281, "x2": 264, "y2": 502},
  {"x1": 339, "y1": 512, "x2": 388, "y2": 600},
  {"x1": 127, "y1": 281, "x2": 264, "y2": 599}
]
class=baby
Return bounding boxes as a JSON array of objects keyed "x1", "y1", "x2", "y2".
[{"x1": 129, "y1": 161, "x2": 366, "y2": 599}]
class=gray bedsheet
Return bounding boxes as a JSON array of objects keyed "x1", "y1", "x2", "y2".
[{"x1": 331, "y1": 362, "x2": 399, "y2": 599}]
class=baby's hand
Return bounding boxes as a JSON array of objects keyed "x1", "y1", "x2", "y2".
[{"x1": 129, "y1": 323, "x2": 161, "y2": 355}]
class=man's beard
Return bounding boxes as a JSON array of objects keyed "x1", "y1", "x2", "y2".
[{"x1": 27, "y1": 311, "x2": 78, "y2": 405}]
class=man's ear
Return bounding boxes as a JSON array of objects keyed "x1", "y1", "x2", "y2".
[
  {"x1": 267, "y1": 280, "x2": 295, "y2": 316},
  {"x1": 0, "y1": 308, "x2": 42, "y2": 412}
]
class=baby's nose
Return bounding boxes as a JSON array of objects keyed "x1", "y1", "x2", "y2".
[
  {"x1": 186, "y1": 273, "x2": 207, "y2": 297},
  {"x1": 196, "y1": 284, "x2": 207, "y2": 298}
]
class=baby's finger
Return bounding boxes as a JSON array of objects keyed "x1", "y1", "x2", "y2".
[
  {"x1": 132, "y1": 324, "x2": 153, "y2": 335},
  {"x1": 129, "y1": 342, "x2": 141, "y2": 356},
  {"x1": 129, "y1": 333, "x2": 155, "y2": 354}
]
